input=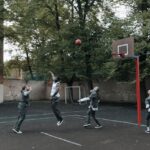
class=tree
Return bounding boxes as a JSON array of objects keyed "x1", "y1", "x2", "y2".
[
  {"x1": 5, "y1": 0, "x2": 135, "y2": 86},
  {"x1": 113, "y1": 0, "x2": 150, "y2": 99}
]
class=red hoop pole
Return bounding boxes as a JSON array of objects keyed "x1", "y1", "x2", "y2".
[{"x1": 135, "y1": 56, "x2": 141, "y2": 126}]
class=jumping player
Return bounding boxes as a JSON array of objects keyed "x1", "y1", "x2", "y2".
[
  {"x1": 145, "y1": 89, "x2": 150, "y2": 133},
  {"x1": 49, "y1": 71, "x2": 63, "y2": 126},
  {"x1": 78, "y1": 86, "x2": 102, "y2": 128},
  {"x1": 12, "y1": 85, "x2": 32, "y2": 134}
]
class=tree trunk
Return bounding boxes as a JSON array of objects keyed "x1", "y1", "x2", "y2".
[
  {"x1": 67, "y1": 73, "x2": 76, "y2": 103},
  {"x1": 85, "y1": 50, "x2": 93, "y2": 90},
  {"x1": 76, "y1": 0, "x2": 96, "y2": 90},
  {"x1": 25, "y1": 46, "x2": 34, "y2": 80},
  {"x1": 0, "y1": 0, "x2": 4, "y2": 83},
  {"x1": 54, "y1": 1, "x2": 65, "y2": 73}
]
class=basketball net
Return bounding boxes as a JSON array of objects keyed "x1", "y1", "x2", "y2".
[{"x1": 112, "y1": 52, "x2": 125, "y2": 58}]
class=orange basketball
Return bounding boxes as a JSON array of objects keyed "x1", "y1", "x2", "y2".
[{"x1": 75, "y1": 39, "x2": 81, "y2": 45}]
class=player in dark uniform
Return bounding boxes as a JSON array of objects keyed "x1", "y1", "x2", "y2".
[
  {"x1": 78, "y1": 86, "x2": 102, "y2": 128},
  {"x1": 49, "y1": 71, "x2": 63, "y2": 126},
  {"x1": 12, "y1": 85, "x2": 32, "y2": 134},
  {"x1": 145, "y1": 90, "x2": 150, "y2": 133}
]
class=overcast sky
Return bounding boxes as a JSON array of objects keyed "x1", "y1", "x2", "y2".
[{"x1": 114, "y1": 4, "x2": 130, "y2": 19}]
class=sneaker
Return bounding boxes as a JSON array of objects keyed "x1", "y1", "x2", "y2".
[
  {"x1": 95, "y1": 125, "x2": 103, "y2": 129},
  {"x1": 57, "y1": 120, "x2": 63, "y2": 126},
  {"x1": 12, "y1": 128, "x2": 22, "y2": 134},
  {"x1": 83, "y1": 124, "x2": 91, "y2": 127},
  {"x1": 145, "y1": 130, "x2": 150, "y2": 134}
]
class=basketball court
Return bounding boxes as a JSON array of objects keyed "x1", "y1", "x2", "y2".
[
  {"x1": 0, "y1": 101, "x2": 149, "y2": 150},
  {"x1": 0, "y1": 37, "x2": 149, "y2": 150}
]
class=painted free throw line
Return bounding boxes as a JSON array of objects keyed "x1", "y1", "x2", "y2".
[{"x1": 41, "y1": 132, "x2": 82, "y2": 147}]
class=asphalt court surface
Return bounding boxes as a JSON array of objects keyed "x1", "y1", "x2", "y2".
[{"x1": 0, "y1": 101, "x2": 150, "y2": 150}]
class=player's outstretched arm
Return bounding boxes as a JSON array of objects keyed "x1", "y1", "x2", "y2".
[
  {"x1": 49, "y1": 71, "x2": 55, "y2": 80},
  {"x1": 78, "y1": 97, "x2": 90, "y2": 103}
]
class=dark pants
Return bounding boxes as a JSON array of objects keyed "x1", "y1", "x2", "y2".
[
  {"x1": 51, "y1": 97, "x2": 63, "y2": 122},
  {"x1": 146, "y1": 112, "x2": 150, "y2": 127},
  {"x1": 86, "y1": 108, "x2": 101, "y2": 126},
  {"x1": 14, "y1": 107, "x2": 27, "y2": 131}
]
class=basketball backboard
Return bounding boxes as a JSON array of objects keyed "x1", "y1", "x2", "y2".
[{"x1": 112, "y1": 37, "x2": 134, "y2": 59}]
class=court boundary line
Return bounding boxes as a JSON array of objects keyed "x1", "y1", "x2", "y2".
[
  {"x1": 76, "y1": 115, "x2": 146, "y2": 127},
  {"x1": 0, "y1": 114, "x2": 82, "y2": 124},
  {"x1": 0, "y1": 110, "x2": 85, "y2": 120},
  {"x1": 0, "y1": 112, "x2": 146, "y2": 127},
  {"x1": 41, "y1": 132, "x2": 82, "y2": 147}
]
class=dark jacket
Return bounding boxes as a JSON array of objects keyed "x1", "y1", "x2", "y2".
[
  {"x1": 145, "y1": 96, "x2": 150, "y2": 111},
  {"x1": 89, "y1": 90, "x2": 100, "y2": 111},
  {"x1": 18, "y1": 90, "x2": 30, "y2": 109}
]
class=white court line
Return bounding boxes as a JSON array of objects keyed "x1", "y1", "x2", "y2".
[
  {"x1": 0, "y1": 114, "x2": 81, "y2": 124},
  {"x1": 0, "y1": 113, "x2": 146, "y2": 127},
  {"x1": 76, "y1": 115, "x2": 146, "y2": 127},
  {"x1": 41, "y1": 132, "x2": 82, "y2": 147},
  {"x1": 99, "y1": 117, "x2": 145, "y2": 127},
  {"x1": 0, "y1": 110, "x2": 84, "y2": 120}
]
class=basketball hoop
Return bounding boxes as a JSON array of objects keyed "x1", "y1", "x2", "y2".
[
  {"x1": 111, "y1": 37, "x2": 142, "y2": 126},
  {"x1": 112, "y1": 52, "x2": 125, "y2": 58}
]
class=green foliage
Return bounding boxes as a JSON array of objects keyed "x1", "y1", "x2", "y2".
[{"x1": 5, "y1": 0, "x2": 148, "y2": 84}]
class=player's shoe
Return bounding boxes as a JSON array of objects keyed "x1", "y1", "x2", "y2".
[
  {"x1": 12, "y1": 128, "x2": 22, "y2": 134},
  {"x1": 145, "y1": 130, "x2": 150, "y2": 134},
  {"x1": 57, "y1": 120, "x2": 63, "y2": 126},
  {"x1": 83, "y1": 124, "x2": 91, "y2": 127},
  {"x1": 95, "y1": 125, "x2": 103, "y2": 129}
]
